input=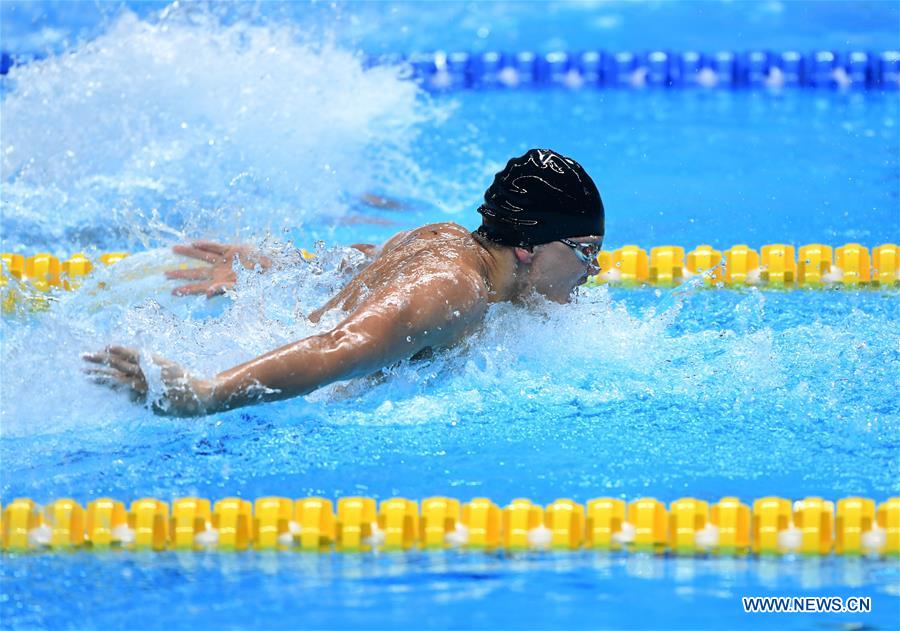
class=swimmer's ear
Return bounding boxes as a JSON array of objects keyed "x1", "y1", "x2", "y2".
[{"x1": 513, "y1": 247, "x2": 534, "y2": 265}]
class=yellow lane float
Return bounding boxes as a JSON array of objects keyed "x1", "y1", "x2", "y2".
[
  {"x1": 1, "y1": 243, "x2": 897, "y2": 316},
  {"x1": 5, "y1": 495, "x2": 894, "y2": 556}
]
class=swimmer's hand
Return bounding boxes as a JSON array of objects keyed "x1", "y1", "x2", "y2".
[
  {"x1": 82, "y1": 345, "x2": 215, "y2": 417},
  {"x1": 167, "y1": 241, "x2": 272, "y2": 298}
]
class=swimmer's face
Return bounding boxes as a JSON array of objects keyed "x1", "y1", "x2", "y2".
[{"x1": 528, "y1": 235, "x2": 603, "y2": 303}]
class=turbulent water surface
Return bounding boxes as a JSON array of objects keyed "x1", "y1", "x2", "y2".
[{"x1": 1, "y1": 3, "x2": 898, "y2": 630}]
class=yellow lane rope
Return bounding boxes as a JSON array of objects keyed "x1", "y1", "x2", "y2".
[
  {"x1": 2, "y1": 243, "x2": 897, "y2": 295},
  {"x1": 2, "y1": 495, "x2": 898, "y2": 556},
  {"x1": 1, "y1": 243, "x2": 896, "y2": 313},
  {"x1": 589, "y1": 243, "x2": 898, "y2": 288}
]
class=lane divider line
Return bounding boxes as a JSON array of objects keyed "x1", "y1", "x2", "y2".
[
  {"x1": 2, "y1": 242, "x2": 896, "y2": 316},
  {"x1": 2, "y1": 495, "x2": 898, "y2": 556}
]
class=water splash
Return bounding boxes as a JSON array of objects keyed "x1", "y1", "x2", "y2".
[
  {"x1": 2, "y1": 245, "x2": 897, "y2": 501},
  {"x1": 0, "y1": 0, "x2": 897, "y2": 512},
  {"x1": 1, "y1": 4, "x2": 439, "y2": 251}
]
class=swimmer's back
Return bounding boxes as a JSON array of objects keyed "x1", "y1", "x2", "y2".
[
  {"x1": 311, "y1": 222, "x2": 487, "y2": 321},
  {"x1": 379, "y1": 222, "x2": 475, "y2": 257}
]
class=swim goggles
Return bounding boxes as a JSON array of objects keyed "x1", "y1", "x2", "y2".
[{"x1": 558, "y1": 237, "x2": 603, "y2": 267}]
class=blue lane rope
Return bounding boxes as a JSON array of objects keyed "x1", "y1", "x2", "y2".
[
  {"x1": 3, "y1": 49, "x2": 898, "y2": 90},
  {"x1": 365, "y1": 49, "x2": 900, "y2": 91}
]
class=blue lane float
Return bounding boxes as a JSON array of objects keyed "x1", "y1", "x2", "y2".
[
  {"x1": 361, "y1": 49, "x2": 900, "y2": 91},
  {"x1": 2, "y1": 48, "x2": 898, "y2": 90}
]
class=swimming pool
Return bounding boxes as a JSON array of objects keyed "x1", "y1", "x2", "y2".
[{"x1": 2, "y1": 2, "x2": 899, "y2": 629}]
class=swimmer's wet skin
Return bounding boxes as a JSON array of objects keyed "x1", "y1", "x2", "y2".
[{"x1": 83, "y1": 149, "x2": 605, "y2": 417}]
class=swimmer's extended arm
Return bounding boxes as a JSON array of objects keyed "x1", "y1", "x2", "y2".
[
  {"x1": 205, "y1": 272, "x2": 485, "y2": 413},
  {"x1": 85, "y1": 271, "x2": 485, "y2": 416}
]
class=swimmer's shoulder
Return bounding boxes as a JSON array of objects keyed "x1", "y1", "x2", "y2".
[
  {"x1": 381, "y1": 223, "x2": 472, "y2": 252},
  {"x1": 408, "y1": 222, "x2": 471, "y2": 238}
]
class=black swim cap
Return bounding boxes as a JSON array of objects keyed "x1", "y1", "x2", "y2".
[{"x1": 476, "y1": 148, "x2": 604, "y2": 248}]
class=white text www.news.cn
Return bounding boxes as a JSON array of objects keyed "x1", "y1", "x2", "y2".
[{"x1": 742, "y1": 596, "x2": 871, "y2": 613}]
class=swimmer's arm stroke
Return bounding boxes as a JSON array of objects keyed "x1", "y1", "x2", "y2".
[
  {"x1": 207, "y1": 276, "x2": 482, "y2": 414},
  {"x1": 167, "y1": 240, "x2": 379, "y2": 298},
  {"x1": 85, "y1": 271, "x2": 486, "y2": 417}
]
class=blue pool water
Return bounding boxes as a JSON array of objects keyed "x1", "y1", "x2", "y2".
[
  {"x1": 3, "y1": 1, "x2": 900, "y2": 59},
  {"x1": 1, "y1": 2, "x2": 899, "y2": 630}
]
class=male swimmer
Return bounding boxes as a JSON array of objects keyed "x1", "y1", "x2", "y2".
[{"x1": 84, "y1": 148, "x2": 605, "y2": 416}]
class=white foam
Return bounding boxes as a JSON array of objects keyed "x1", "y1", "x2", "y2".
[
  {"x1": 1, "y1": 4, "x2": 434, "y2": 246},
  {"x1": 277, "y1": 532, "x2": 296, "y2": 548},
  {"x1": 861, "y1": 527, "x2": 886, "y2": 556},
  {"x1": 527, "y1": 524, "x2": 553, "y2": 550},
  {"x1": 694, "y1": 524, "x2": 719, "y2": 550},
  {"x1": 832, "y1": 67, "x2": 852, "y2": 90},
  {"x1": 193, "y1": 526, "x2": 219, "y2": 548},
  {"x1": 612, "y1": 521, "x2": 636, "y2": 545},
  {"x1": 111, "y1": 524, "x2": 136, "y2": 546},
  {"x1": 764, "y1": 67, "x2": 786, "y2": 89},
  {"x1": 822, "y1": 265, "x2": 844, "y2": 283},
  {"x1": 745, "y1": 267, "x2": 762, "y2": 285},
  {"x1": 777, "y1": 526, "x2": 802, "y2": 552},
  {"x1": 362, "y1": 522, "x2": 384, "y2": 548},
  {"x1": 444, "y1": 523, "x2": 469, "y2": 547},
  {"x1": 599, "y1": 268, "x2": 622, "y2": 283},
  {"x1": 696, "y1": 67, "x2": 719, "y2": 88},
  {"x1": 27, "y1": 523, "x2": 52, "y2": 548}
]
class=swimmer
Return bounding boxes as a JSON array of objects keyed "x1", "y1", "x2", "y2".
[{"x1": 84, "y1": 148, "x2": 605, "y2": 416}]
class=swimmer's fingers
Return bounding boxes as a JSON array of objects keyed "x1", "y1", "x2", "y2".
[
  {"x1": 83, "y1": 367, "x2": 148, "y2": 396},
  {"x1": 240, "y1": 253, "x2": 273, "y2": 270},
  {"x1": 83, "y1": 346, "x2": 142, "y2": 374},
  {"x1": 191, "y1": 241, "x2": 230, "y2": 256},
  {"x1": 199, "y1": 241, "x2": 271, "y2": 270},
  {"x1": 82, "y1": 349, "x2": 118, "y2": 366},
  {"x1": 85, "y1": 354, "x2": 142, "y2": 377},
  {"x1": 89, "y1": 346, "x2": 180, "y2": 372},
  {"x1": 84, "y1": 368, "x2": 124, "y2": 388},
  {"x1": 83, "y1": 366, "x2": 127, "y2": 381},
  {"x1": 107, "y1": 345, "x2": 141, "y2": 363},
  {"x1": 82, "y1": 347, "x2": 177, "y2": 401},
  {"x1": 172, "y1": 282, "x2": 217, "y2": 297},
  {"x1": 172, "y1": 244, "x2": 221, "y2": 264},
  {"x1": 165, "y1": 267, "x2": 212, "y2": 281},
  {"x1": 205, "y1": 281, "x2": 233, "y2": 298},
  {"x1": 82, "y1": 351, "x2": 104, "y2": 364},
  {"x1": 176, "y1": 241, "x2": 243, "y2": 262},
  {"x1": 174, "y1": 241, "x2": 270, "y2": 273}
]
